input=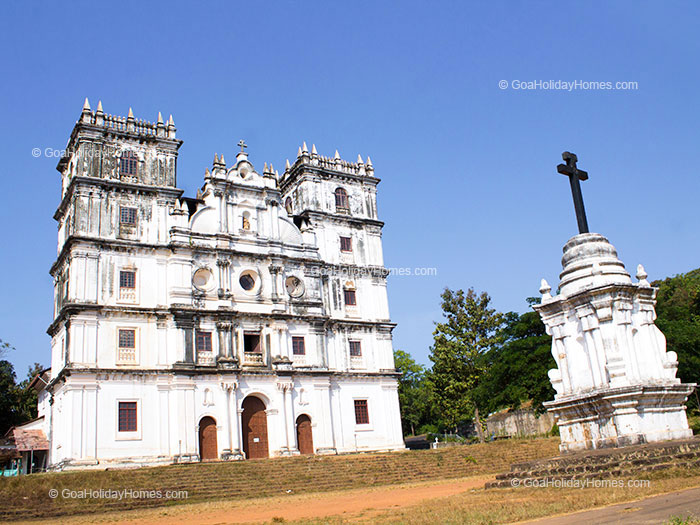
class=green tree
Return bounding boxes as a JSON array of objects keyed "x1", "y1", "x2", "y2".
[
  {"x1": 474, "y1": 301, "x2": 555, "y2": 416},
  {"x1": 0, "y1": 360, "x2": 22, "y2": 435},
  {"x1": 653, "y1": 268, "x2": 700, "y2": 407},
  {"x1": 0, "y1": 339, "x2": 14, "y2": 358},
  {"x1": 394, "y1": 349, "x2": 432, "y2": 436},
  {"x1": 0, "y1": 339, "x2": 44, "y2": 434},
  {"x1": 429, "y1": 287, "x2": 505, "y2": 441},
  {"x1": 16, "y1": 362, "x2": 44, "y2": 423}
]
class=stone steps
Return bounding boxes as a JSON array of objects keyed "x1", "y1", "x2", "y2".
[
  {"x1": 0, "y1": 438, "x2": 560, "y2": 520},
  {"x1": 485, "y1": 437, "x2": 700, "y2": 489}
]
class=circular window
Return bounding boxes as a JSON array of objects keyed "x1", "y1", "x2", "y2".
[
  {"x1": 239, "y1": 270, "x2": 258, "y2": 293},
  {"x1": 192, "y1": 268, "x2": 214, "y2": 291},
  {"x1": 285, "y1": 276, "x2": 305, "y2": 298}
]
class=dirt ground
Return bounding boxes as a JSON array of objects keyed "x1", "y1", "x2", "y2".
[{"x1": 16, "y1": 475, "x2": 493, "y2": 525}]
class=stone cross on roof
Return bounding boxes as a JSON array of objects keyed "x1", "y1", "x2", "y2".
[
  {"x1": 557, "y1": 151, "x2": 589, "y2": 234},
  {"x1": 237, "y1": 139, "x2": 247, "y2": 152}
]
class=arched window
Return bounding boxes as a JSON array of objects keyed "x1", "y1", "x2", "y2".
[
  {"x1": 285, "y1": 197, "x2": 293, "y2": 215},
  {"x1": 334, "y1": 188, "x2": 349, "y2": 213},
  {"x1": 119, "y1": 151, "x2": 138, "y2": 179}
]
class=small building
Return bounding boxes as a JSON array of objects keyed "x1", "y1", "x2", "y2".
[{"x1": 1, "y1": 419, "x2": 49, "y2": 475}]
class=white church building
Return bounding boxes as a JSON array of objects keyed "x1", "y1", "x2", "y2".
[{"x1": 35, "y1": 100, "x2": 404, "y2": 469}]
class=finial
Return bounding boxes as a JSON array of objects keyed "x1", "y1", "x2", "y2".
[
  {"x1": 285, "y1": 159, "x2": 291, "y2": 169},
  {"x1": 157, "y1": 111, "x2": 163, "y2": 124},
  {"x1": 366, "y1": 155, "x2": 373, "y2": 167},
  {"x1": 205, "y1": 167, "x2": 211, "y2": 177},
  {"x1": 539, "y1": 279, "x2": 552, "y2": 300},
  {"x1": 334, "y1": 150, "x2": 340, "y2": 160},
  {"x1": 168, "y1": 115, "x2": 175, "y2": 127},
  {"x1": 302, "y1": 141, "x2": 308, "y2": 154},
  {"x1": 263, "y1": 162, "x2": 268, "y2": 172},
  {"x1": 311, "y1": 144, "x2": 318, "y2": 155},
  {"x1": 636, "y1": 264, "x2": 650, "y2": 286},
  {"x1": 127, "y1": 107, "x2": 134, "y2": 119},
  {"x1": 82, "y1": 97, "x2": 91, "y2": 111},
  {"x1": 220, "y1": 154, "x2": 226, "y2": 166},
  {"x1": 297, "y1": 146, "x2": 303, "y2": 157},
  {"x1": 269, "y1": 163, "x2": 274, "y2": 173},
  {"x1": 96, "y1": 100, "x2": 103, "y2": 113},
  {"x1": 275, "y1": 169, "x2": 279, "y2": 177},
  {"x1": 214, "y1": 153, "x2": 219, "y2": 164}
]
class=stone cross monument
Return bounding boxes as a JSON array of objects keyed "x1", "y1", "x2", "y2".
[{"x1": 534, "y1": 152, "x2": 695, "y2": 452}]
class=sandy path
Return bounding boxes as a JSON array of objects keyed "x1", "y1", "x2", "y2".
[{"x1": 36, "y1": 475, "x2": 492, "y2": 525}]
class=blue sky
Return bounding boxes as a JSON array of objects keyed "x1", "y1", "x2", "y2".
[{"x1": 1, "y1": 2, "x2": 699, "y2": 377}]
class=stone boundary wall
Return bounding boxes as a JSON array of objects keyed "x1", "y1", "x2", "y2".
[{"x1": 486, "y1": 408, "x2": 555, "y2": 438}]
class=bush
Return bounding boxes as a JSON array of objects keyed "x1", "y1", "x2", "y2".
[{"x1": 417, "y1": 423, "x2": 439, "y2": 436}]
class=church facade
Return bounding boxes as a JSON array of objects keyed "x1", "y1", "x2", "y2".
[{"x1": 36, "y1": 100, "x2": 404, "y2": 469}]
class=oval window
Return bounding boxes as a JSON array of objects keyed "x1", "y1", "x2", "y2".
[
  {"x1": 285, "y1": 276, "x2": 305, "y2": 298},
  {"x1": 192, "y1": 268, "x2": 214, "y2": 291},
  {"x1": 239, "y1": 272, "x2": 257, "y2": 291}
]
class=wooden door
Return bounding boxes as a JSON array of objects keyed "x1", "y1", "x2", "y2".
[
  {"x1": 296, "y1": 414, "x2": 314, "y2": 455},
  {"x1": 242, "y1": 396, "x2": 269, "y2": 459},
  {"x1": 199, "y1": 416, "x2": 218, "y2": 461}
]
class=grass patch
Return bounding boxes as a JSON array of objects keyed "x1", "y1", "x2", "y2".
[{"x1": 666, "y1": 516, "x2": 700, "y2": 525}]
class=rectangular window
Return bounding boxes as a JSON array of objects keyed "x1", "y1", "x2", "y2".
[
  {"x1": 340, "y1": 236, "x2": 352, "y2": 252},
  {"x1": 354, "y1": 399, "x2": 369, "y2": 425},
  {"x1": 196, "y1": 331, "x2": 212, "y2": 352},
  {"x1": 119, "y1": 270, "x2": 135, "y2": 289},
  {"x1": 120, "y1": 207, "x2": 137, "y2": 225},
  {"x1": 292, "y1": 336, "x2": 305, "y2": 355},
  {"x1": 118, "y1": 329, "x2": 135, "y2": 348},
  {"x1": 244, "y1": 333, "x2": 261, "y2": 353},
  {"x1": 343, "y1": 289, "x2": 356, "y2": 306},
  {"x1": 349, "y1": 340, "x2": 362, "y2": 357},
  {"x1": 118, "y1": 329, "x2": 136, "y2": 363},
  {"x1": 118, "y1": 401, "x2": 137, "y2": 432},
  {"x1": 120, "y1": 152, "x2": 138, "y2": 178}
]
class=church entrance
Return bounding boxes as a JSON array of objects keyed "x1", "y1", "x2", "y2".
[
  {"x1": 296, "y1": 414, "x2": 314, "y2": 455},
  {"x1": 199, "y1": 416, "x2": 218, "y2": 461},
  {"x1": 242, "y1": 396, "x2": 269, "y2": 459}
]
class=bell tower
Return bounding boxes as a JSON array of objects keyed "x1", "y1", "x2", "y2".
[{"x1": 279, "y1": 143, "x2": 384, "y2": 267}]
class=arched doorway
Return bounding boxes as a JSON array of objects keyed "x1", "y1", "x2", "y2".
[
  {"x1": 242, "y1": 396, "x2": 269, "y2": 459},
  {"x1": 199, "y1": 416, "x2": 218, "y2": 461},
  {"x1": 296, "y1": 414, "x2": 314, "y2": 455}
]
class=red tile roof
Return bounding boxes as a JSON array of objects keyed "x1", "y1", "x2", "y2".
[{"x1": 13, "y1": 429, "x2": 49, "y2": 451}]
